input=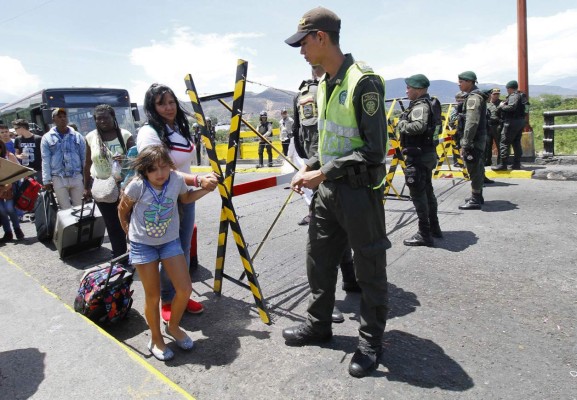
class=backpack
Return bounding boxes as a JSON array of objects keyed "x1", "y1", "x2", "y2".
[
  {"x1": 14, "y1": 177, "x2": 42, "y2": 212},
  {"x1": 425, "y1": 96, "x2": 443, "y2": 146},
  {"x1": 74, "y1": 254, "x2": 134, "y2": 324},
  {"x1": 35, "y1": 190, "x2": 58, "y2": 241}
]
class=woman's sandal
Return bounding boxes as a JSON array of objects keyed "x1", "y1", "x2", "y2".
[
  {"x1": 165, "y1": 325, "x2": 194, "y2": 350},
  {"x1": 148, "y1": 340, "x2": 174, "y2": 361}
]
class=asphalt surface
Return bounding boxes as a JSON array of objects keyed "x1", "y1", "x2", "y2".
[{"x1": 1, "y1": 161, "x2": 576, "y2": 400}]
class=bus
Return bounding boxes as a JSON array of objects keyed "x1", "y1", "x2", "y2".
[{"x1": 0, "y1": 88, "x2": 140, "y2": 135}]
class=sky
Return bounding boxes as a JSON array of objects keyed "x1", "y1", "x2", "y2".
[{"x1": 1, "y1": 0, "x2": 577, "y2": 105}]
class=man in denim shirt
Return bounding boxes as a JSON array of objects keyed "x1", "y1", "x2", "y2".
[{"x1": 41, "y1": 108, "x2": 86, "y2": 209}]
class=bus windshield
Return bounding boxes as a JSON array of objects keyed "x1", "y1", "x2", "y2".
[{"x1": 0, "y1": 88, "x2": 139, "y2": 136}]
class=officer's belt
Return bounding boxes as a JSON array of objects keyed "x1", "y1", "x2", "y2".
[{"x1": 327, "y1": 163, "x2": 386, "y2": 188}]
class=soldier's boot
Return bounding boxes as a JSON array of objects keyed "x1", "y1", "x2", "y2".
[
  {"x1": 484, "y1": 174, "x2": 495, "y2": 184},
  {"x1": 465, "y1": 192, "x2": 484, "y2": 204},
  {"x1": 459, "y1": 192, "x2": 483, "y2": 210},
  {"x1": 340, "y1": 249, "x2": 360, "y2": 292},
  {"x1": 429, "y1": 216, "x2": 443, "y2": 238},
  {"x1": 492, "y1": 156, "x2": 508, "y2": 171},
  {"x1": 403, "y1": 220, "x2": 433, "y2": 247}
]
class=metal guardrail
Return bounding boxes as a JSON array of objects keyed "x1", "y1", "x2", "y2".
[{"x1": 542, "y1": 110, "x2": 577, "y2": 157}]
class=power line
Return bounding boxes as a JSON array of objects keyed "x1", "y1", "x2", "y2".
[
  {"x1": 245, "y1": 79, "x2": 295, "y2": 97},
  {"x1": 0, "y1": 0, "x2": 56, "y2": 24}
]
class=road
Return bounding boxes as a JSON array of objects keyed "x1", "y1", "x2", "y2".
[{"x1": 1, "y1": 164, "x2": 576, "y2": 399}]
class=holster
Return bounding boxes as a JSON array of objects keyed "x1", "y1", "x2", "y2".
[{"x1": 345, "y1": 164, "x2": 386, "y2": 188}]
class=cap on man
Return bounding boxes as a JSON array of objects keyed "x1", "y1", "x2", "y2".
[
  {"x1": 458, "y1": 71, "x2": 477, "y2": 83},
  {"x1": 52, "y1": 108, "x2": 67, "y2": 118},
  {"x1": 405, "y1": 74, "x2": 430, "y2": 89},
  {"x1": 506, "y1": 80, "x2": 518, "y2": 90},
  {"x1": 285, "y1": 7, "x2": 341, "y2": 47}
]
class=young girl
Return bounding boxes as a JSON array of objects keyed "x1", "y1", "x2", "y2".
[{"x1": 118, "y1": 144, "x2": 209, "y2": 361}]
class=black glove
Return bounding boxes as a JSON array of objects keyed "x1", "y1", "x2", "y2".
[{"x1": 462, "y1": 146, "x2": 477, "y2": 163}]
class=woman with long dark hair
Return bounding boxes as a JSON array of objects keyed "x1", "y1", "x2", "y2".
[
  {"x1": 84, "y1": 104, "x2": 135, "y2": 257},
  {"x1": 138, "y1": 83, "x2": 218, "y2": 322},
  {"x1": 0, "y1": 140, "x2": 24, "y2": 242}
]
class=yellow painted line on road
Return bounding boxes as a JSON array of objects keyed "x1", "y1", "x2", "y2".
[
  {"x1": 398, "y1": 169, "x2": 533, "y2": 179},
  {"x1": 0, "y1": 252, "x2": 195, "y2": 400},
  {"x1": 191, "y1": 165, "x2": 281, "y2": 174}
]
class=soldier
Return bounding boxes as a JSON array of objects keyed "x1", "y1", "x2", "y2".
[
  {"x1": 485, "y1": 88, "x2": 502, "y2": 166},
  {"x1": 492, "y1": 80, "x2": 526, "y2": 171},
  {"x1": 284, "y1": 6, "x2": 390, "y2": 378},
  {"x1": 449, "y1": 91, "x2": 466, "y2": 167},
  {"x1": 456, "y1": 71, "x2": 488, "y2": 210},
  {"x1": 192, "y1": 123, "x2": 202, "y2": 166},
  {"x1": 256, "y1": 111, "x2": 273, "y2": 168},
  {"x1": 397, "y1": 74, "x2": 442, "y2": 246}
]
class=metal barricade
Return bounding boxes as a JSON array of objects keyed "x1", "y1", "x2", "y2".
[{"x1": 542, "y1": 110, "x2": 577, "y2": 157}]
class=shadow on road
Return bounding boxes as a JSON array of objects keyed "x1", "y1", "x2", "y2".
[
  {"x1": 380, "y1": 330, "x2": 474, "y2": 391},
  {"x1": 0, "y1": 348, "x2": 45, "y2": 399},
  {"x1": 434, "y1": 230, "x2": 478, "y2": 252},
  {"x1": 482, "y1": 200, "x2": 519, "y2": 212}
]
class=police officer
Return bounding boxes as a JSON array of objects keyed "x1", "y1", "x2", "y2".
[
  {"x1": 485, "y1": 88, "x2": 502, "y2": 166},
  {"x1": 256, "y1": 111, "x2": 273, "y2": 168},
  {"x1": 397, "y1": 74, "x2": 441, "y2": 246},
  {"x1": 449, "y1": 91, "x2": 466, "y2": 167},
  {"x1": 293, "y1": 64, "x2": 361, "y2": 317},
  {"x1": 457, "y1": 71, "x2": 488, "y2": 210},
  {"x1": 284, "y1": 6, "x2": 390, "y2": 378},
  {"x1": 192, "y1": 123, "x2": 202, "y2": 166},
  {"x1": 492, "y1": 80, "x2": 526, "y2": 171}
]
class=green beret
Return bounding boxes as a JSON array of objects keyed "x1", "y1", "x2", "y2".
[
  {"x1": 506, "y1": 80, "x2": 518, "y2": 89},
  {"x1": 458, "y1": 71, "x2": 477, "y2": 82},
  {"x1": 404, "y1": 74, "x2": 430, "y2": 89}
]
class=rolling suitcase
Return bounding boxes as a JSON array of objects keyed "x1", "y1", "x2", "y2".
[{"x1": 53, "y1": 199, "x2": 105, "y2": 258}]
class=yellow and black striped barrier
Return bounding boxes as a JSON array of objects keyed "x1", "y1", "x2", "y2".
[
  {"x1": 185, "y1": 60, "x2": 271, "y2": 325},
  {"x1": 383, "y1": 98, "x2": 410, "y2": 202}
]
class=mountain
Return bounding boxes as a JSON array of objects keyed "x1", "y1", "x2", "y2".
[{"x1": 547, "y1": 76, "x2": 577, "y2": 90}]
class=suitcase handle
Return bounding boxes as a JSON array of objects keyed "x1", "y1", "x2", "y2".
[
  {"x1": 73, "y1": 198, "x2": 96, "y2": 220},
  {"x1": 103, "y1": 252, "x2": 131, "y2": 289}
]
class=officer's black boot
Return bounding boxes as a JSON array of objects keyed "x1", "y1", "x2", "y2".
[
  {"x1": 465, "y1": 192, "x2": 484, "y2": 204},
  {"x1": 340, "y1": 249, "x2": 360, "y2": 292},
  {"x1": 332, "y1": 306, "x2": 344, "y2": 323},
  {"x1": 403, "y1": 220, "x2": 433, "y2": 247},
  {"x1": 459, "y1": 192, "x2": 483, "y2": 210},
  {"x1": 484, "y1": 174, "x2": 495, "y2": 184},
  {"x1": 349, "y1": 344, "x2": 383, "y2": 378},
  {"x1": 492, "y1": 156, "x2": 508, "y2": 171}
]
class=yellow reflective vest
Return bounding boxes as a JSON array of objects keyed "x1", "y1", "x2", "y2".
[{"x1": 317, "y1": 62, "x2": 380, "y2": 166}]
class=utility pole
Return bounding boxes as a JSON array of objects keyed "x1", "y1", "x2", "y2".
[{"x1": 517, "y1": 0, "x2": 535, "y2": 159}]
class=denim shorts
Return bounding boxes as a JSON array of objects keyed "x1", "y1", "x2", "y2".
[{"x1": 129, "y1": 238, "x2": 184, "y2": 265}]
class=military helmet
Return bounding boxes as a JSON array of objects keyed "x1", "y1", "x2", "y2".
[
  {"x1": 260, "y1": 111, "x2": 268, "y2": 117},
  {"x1": 192, "y1": 123, "x2": 199, "y2": 128}
]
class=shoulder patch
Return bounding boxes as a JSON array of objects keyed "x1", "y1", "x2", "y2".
[
  {"x1": 410, "y1": 107, "x2": 424, "y2": 121},
  {"x1": 355, "y1": 61, "x2": 374, "y2": 74},
  {"x1": 362, "y1": 92, "x2": 380, "y2": 116},
  {"x1": 466, "y1": 97, "x2": 477, "y2": 110}
]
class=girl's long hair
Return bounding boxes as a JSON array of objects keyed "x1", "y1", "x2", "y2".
[{"x1": 143, "y1": 83, "x2": 192, "y2": 147}]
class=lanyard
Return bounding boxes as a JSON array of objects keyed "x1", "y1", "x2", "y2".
[{"x1": 143, "y1": 177, "x2": 170, "y2": 224}]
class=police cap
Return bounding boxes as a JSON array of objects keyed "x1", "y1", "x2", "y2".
[
  {"x1": 285, "y1": 7, "x2": 341, "y2": 47},
  {"x1": 506, "y1": 80, "x2": 519, "y2": 89},
  {"x1": 458, "y1": 71, "x2": 477, "y2": 82},
  {"x1": 404, "y1": 74, "x2": 430, "y2": 89}
]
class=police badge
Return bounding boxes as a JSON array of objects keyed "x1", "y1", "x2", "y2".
[{"x1": 362, "y1": 92, "x2": 379, "y2": 116}]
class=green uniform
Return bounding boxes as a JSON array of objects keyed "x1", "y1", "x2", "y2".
[
  {"x1": 485, "y1": 99, "x2": 502, "y2": 165},
  {"x1": 460, "y1": 88, "x2": 487, "y2": 193},
  {"x1": 397, "y1": 94, "x2": 439, "y2": 236},
  {"x1": 498, "y1": 91, "x2": 525, "y2": 168},
  {"x1": 305, "y1": 54, "x2": 389, "y2": 349}
]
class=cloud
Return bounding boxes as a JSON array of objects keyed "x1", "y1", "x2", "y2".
[
  {"x1": 0, "y1": 56, "x2": 40, "y2": 102},
  {"x1": 376, "y1": 9, "x2": 577, "y2": 85},
  {"x1": 129, "y1": 27, "x2": 263, "y2": 102}
]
